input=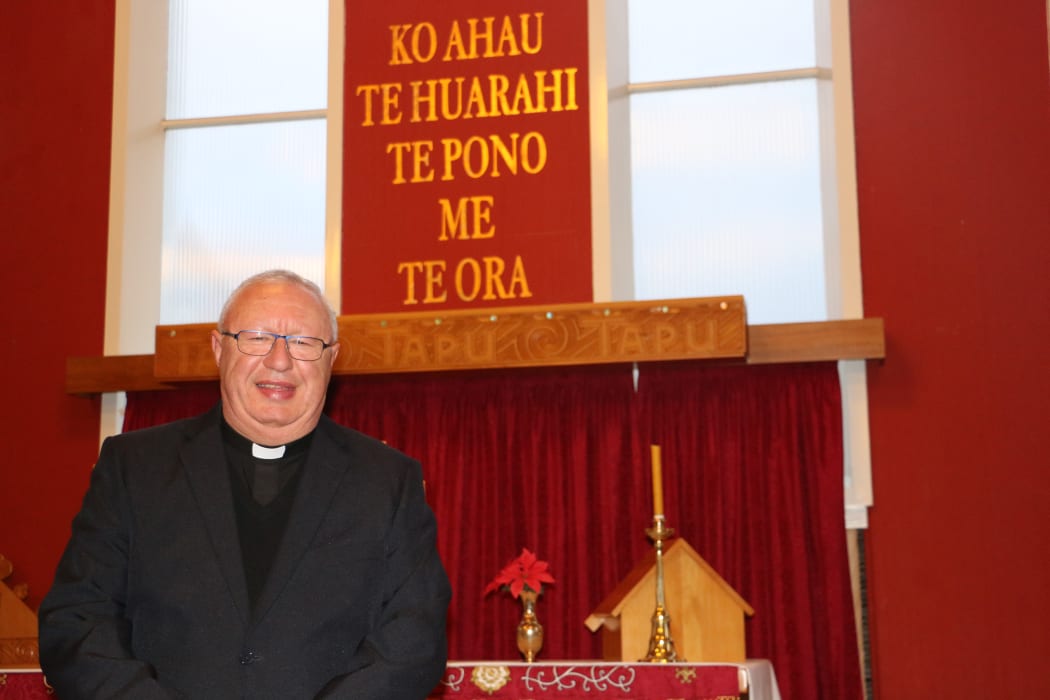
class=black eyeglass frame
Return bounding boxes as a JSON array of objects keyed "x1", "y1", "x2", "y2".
[{"x1": 219, "y1": 330, "x2": 335, "y2": 362}]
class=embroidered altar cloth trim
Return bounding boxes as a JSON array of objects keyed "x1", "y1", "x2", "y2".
[{"x1": 429, "y1": 661, "x2": 743, "y2": 700}]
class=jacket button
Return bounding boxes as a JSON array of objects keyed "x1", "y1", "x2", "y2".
[{"x1": 239, "y1": 651, "x2": 258, "y2": 665}]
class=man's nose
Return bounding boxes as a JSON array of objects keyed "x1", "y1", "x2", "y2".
[{"x1": 264, "y1": 337, "x2": 294, "y2": 369}]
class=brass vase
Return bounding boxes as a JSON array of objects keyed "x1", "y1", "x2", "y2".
[{"x1": 516, "y1": 589, "x2": 544, "y2": 662}]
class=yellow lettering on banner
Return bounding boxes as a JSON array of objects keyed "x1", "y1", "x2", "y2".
[
  {"x1": 506, "y1": 255, "x2": 532, "y2": 299},
  {"x1": 454, "y1": 256, "x2": 532, "y2": 301},
  {"x1": 517, "y1": 13, "x2": 543, "y2": 55},
  {"x1": 389, "y1": 23, "x2": 437, "y2": 65},
  {"x1": 410, "y1": 81, "x2": 439, "y2": 123},
  {"x1": 442, "y1": 14, "x2": 543, "y2": 62},
  {"x1": 464, "y1": 78, "x2": 490, "y2": 118},
  {"x1": 443, "y1": 20, "x2": 468, "y2": 62},
  {"x1": 480, "y1": 257, "x2": 508, "y2": 300},
  {"x1": 438, "y1": 196, "x2": 495, "y2": 241},
  {"x1": 357, "y1": 85, "x2": 380, "y2": 125},
  {"x1": 355, "y1": 83, "x2": 403, "y2": 126},
  {"x1": 487, "y1": 74, "x2": 512, "y2": 116},
  {"x1": 386, "y1": 141, "x2": 436, "y2": 184},
  {"x1": 493, "y1": 17, "x2": 519, "y2": 58},
  {"x1": 422, "y1": 261, "x2": 447, "y2": 303},
  {"x1": 398, "y1": 256, "x2": 532, "y2": 304},
  {"x1": 411, "y1": 78, "x2": 460, "y2": 123},
  {"x1": 510, "y1": 74, "x2": 537, "y2": 114},
  {"x1": 440, "y1": 132, "x2": 547, "y2": 181},
  {"x1": 396, "y1": 261, "x2": 423, "y2": 303},
  {"x1": 397, "y1": 260, "x2": 448, "y2": 304},
  {"x1": 406, "y1": 70, "x2": 577, "y2": 124},
  {"x1": 531, "y1": 69, "x2": 578, "y2": 112},
  {"x1": 455, "y1": 257, "x2": 482, "y2": 301},
  {"x1": 465, "y1": 18, "x2": 495, "y2": 59}
]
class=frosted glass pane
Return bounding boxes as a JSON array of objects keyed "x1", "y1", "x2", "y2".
[
  {"x1": 161, "y1": 120, "x2": 326, "y2": 324},
  {"x1": 631, "y1": 80, "x2": 826, "y2": 324},
  {"x1": 168, "y1": 0, "x2": 327, "y2": 118},
  {"x1": 629, "y1": 0, "x2": 816, "y2": 81}
]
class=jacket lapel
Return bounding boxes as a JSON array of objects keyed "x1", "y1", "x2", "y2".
[
  {"x1": 252, "y1": 416, "x2": 350, "y2": 622},
  {"x1": 179, "y1": 407, "x2": 252, "y2": 625}
]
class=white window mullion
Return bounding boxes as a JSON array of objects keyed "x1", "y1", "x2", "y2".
[{"x1": 324, "y1": 0, "x2": 344, "y2": 312}]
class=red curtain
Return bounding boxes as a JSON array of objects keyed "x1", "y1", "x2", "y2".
[
  {"x1": 634, "y1": 362, "x2": 861, "y2": 700},
  {"x1": 123, "y1": 362, "x2": 861, "y2": 700}
]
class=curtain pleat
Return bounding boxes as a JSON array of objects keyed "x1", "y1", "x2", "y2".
[{"x1": 122, "y1": 361, "x2": 861, "y2": 700}]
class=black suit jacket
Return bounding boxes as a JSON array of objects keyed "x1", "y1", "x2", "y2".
[{"x1": 40, "y1": 405, "x2": 451, "y2": 699}]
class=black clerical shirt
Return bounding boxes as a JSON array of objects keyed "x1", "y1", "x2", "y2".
[{"x1": 221, "y1": 420, "x2": 312, "y2": 611}]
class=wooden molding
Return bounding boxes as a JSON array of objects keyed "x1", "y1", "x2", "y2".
[
  {"x1": 0, "y1": 637, "x2": 39, "y2": 667},
  {"x1": 67, "y1": 354, "x2": 177, "y2": 394},
  {"x1": 66, "y1": 298, "x2": 884, "y2": 395},
  {"x1": 746, "y1": 318, "x2": 885, "y2": 364}
]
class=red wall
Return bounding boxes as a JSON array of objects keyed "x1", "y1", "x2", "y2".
[
  {"x1": 3, "y1": 1, "x2": 1049, "y2": 696},
  {"x1": 0, "y1": 4, "x2": 113, "y2": 607},
  {"x1": 850, "y1": 0, "x2": 1050, "y2": 696}
]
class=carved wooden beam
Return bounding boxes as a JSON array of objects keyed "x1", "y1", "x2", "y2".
[
  {"x1": 155, "y1": 295, "x2": 747, "y2": 380},
  {"x1": 66, "y1": 297, "x2": 885, "y2": 395}
]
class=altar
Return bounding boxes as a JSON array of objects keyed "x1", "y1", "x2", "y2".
[
  {"x1": 1, "y1": 661, "x2": 781, "y2": 699},
  {"x1": 429, "y1": 660, "x2": 782, "y2": 700}
]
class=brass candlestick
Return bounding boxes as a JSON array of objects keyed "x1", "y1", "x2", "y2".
[{"x1": 643, "y1": 515, "x2": 681, "y2": 662}]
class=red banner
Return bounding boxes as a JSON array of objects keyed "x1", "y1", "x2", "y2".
[{"x1": 343, "y1": 1, "x2": 592, "y2": 314}]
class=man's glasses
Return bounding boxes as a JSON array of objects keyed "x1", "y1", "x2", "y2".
[{"x1": 220, "y1": 330, "x2": 334, "y2": 362}]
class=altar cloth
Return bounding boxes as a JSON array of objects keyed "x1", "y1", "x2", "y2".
[
  {"x1": 1, "y1": 659, "x2": 780, "y2": 700},
  {"x1": 0, "y1": 670, "x2": 51, "y2": 699},
  {"x1": 429, "y1": 661, "x2": 743, "y2": 700}
]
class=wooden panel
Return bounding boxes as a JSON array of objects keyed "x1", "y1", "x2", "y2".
[
  {"x1": 1, "y1": 554, "x2": 39, "y2": 668},
  {"x1": 66, "y1": 354, "x2": 174, "y2": 395},
  {"x1": 154, "y1": 326, "x2": 220, "y2": 382},
  {"x1": 746, "y1": 318, "x2": 885, "y2": 364},
  {"x1": 153, "y1": 296, "x2": 748, "y2": 380},
  {"x1": 0, "y1": 638, "x2": 39, "y2": 667}
]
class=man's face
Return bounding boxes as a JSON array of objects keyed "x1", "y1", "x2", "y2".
[{"x1": 211, "y1": 281, "x2": 339, "y2": 445}]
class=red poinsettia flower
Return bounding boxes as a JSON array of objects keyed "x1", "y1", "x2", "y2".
[{"x1": 483, "y1": 548, "x2": 556, "y2": 599}]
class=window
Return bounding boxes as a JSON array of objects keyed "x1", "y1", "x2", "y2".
[
  {"x1": 622, "y1": 0, "x2": 853, "y2": 325},
  {"x1": 160, "y1": 0, "x2": 333, "y2": 324}
]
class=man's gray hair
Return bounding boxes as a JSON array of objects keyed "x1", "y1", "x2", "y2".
[{"x1": 218, "y1": 269, "x2": 339, "y2": 341}]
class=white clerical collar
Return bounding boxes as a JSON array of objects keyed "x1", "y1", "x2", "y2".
[{"x1": 252, "y1": 443, "x2": 286, "y2": 460}]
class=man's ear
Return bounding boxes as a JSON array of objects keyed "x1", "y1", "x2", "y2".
[{"x1": 210, "y1": 329, "x2": 224, "y2": 367}]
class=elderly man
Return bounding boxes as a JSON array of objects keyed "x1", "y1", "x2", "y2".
[{"x1": 40, "y1": 270, "x2": 451, "y2": 699}]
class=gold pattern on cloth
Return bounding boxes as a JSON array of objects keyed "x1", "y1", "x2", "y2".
[
  {"x1": 675, "y1": 667, "x2": 697, "y2": 683},
  {"x1": 471, "y1": 665, "x2": 511, "y2": 694}
]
